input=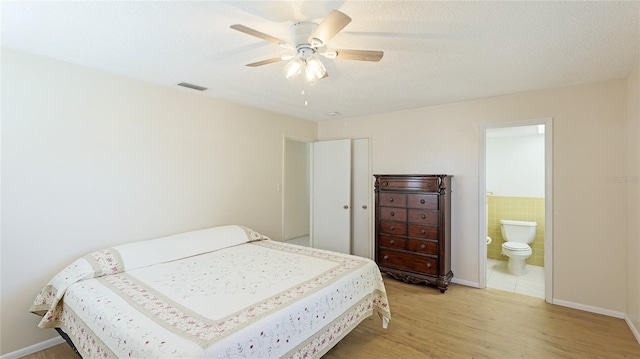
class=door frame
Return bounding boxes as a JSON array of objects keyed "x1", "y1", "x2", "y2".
[{"x1": 478, "y1": 117, "x2": 553, "y2": 303}]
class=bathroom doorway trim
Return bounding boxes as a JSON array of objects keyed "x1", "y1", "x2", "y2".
[{"x1": 478, "y1": 117, "x2": 553, "y2": 303}]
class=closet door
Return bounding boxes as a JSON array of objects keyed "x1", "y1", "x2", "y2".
[
  {"x1": 352, "y1": 138, "x2": 371, "y2": 258},
  {"x1": 312, "y1": 139, "x2": 351, "y2": 254}
]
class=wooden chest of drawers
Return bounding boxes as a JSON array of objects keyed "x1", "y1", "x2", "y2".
[{"x1": 374, "y1": 174, "x2": 453, "y2": 293}]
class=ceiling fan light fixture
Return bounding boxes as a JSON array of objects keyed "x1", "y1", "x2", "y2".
[
  {"x1": 305, "y1": 56, "x2": 326, "y2": 81},
  {"x1": 283, "y1": 57, "x2": 303, "y2": 79}
]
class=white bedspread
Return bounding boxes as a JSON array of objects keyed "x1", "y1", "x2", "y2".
[{"x1": 31, "y1": 225, "x2": 390, "y2": 358}]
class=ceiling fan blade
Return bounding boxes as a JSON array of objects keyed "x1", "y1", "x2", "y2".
[
  {"x1": 308, "y1": 10, "x2": 351, "y2": 45},
  {"x1": 335, "y1": 49, "x2": 384, "y2": 62},
  {"x1": 246, "y1": 57, "x2": 283, "y2": 67},
  {"x1": 230, "y1": 24, "x2": 290, "y2": 46}
]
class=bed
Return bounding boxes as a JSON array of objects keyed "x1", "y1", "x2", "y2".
[{"x1": 30, "y1": 225, "x2": 391, "y2": 358}]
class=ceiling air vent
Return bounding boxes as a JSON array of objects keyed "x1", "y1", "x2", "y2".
[{"x1": 177, "y1": 82, "x2": 207, "y2": 91}]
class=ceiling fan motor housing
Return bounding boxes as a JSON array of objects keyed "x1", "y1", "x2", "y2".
[{"x1": 290, "y1": 21, "x2": 319, "y2": 59}]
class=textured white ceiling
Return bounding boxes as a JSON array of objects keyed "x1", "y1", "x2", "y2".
[{"x1": 2, "y1": 1, "x2": 639, "y2": 122}]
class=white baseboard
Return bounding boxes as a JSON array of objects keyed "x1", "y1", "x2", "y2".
[
  {"x1": 451, "y1": 277, "x2": 480, "y2": 288},
  {"x1": 625, "y1": 314, "x2": 640, "y2": 345},
  {"x1": 552, "y1": 298, "x2": 625, "y2": 319},
  {"x1": 0, "y1": 336, "x2": 65, "y2": 359}
]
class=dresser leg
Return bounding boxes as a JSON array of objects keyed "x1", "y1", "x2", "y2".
[{"x1": 436, "y1": 271, "x2": 454, "y2": 293}]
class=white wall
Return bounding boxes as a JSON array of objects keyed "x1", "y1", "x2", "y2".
[
  {"x1": 626, "y1": 63, "x2": 640, "y2": 341},
  {"x1": 486, "y1": 131, "x2": 545, "y2": 197},
  {"x1": 318, "y1": 80, "x2": 629, "y2": 316},
  {"x1": 0, "y1": 49, "x2": 317, "y2": 355}
]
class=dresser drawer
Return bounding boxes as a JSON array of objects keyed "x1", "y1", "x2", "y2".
[
  {"x1": 408, "y1": 209, "x2": 438, "y2": 225},
  {"x1": 407, "y1": 194, "x2": 438, "y2": 209},
  {"x1": 380, "y1": 221, "x2": 407, "y2": 236},
  {"x1": 378, "y1": 177, "x2": 439, "y2": 192},
  {"x1": 378, "y1": 249, "x2": 438, "y2": 275},
  {"x1": 379, "y1": 192, "x2": 406, "y2": 207},
  {"x1": 408, "y1": 224, "x2": 438, "y2": 239},
  {"x1": 379, "y1": 235, "x2": 406, "y2": 250},
  {"x1": 407, "y1": 239, "x2": 438, "y2": 255},
  {"x1": 380, "y1": 207, "x2": 407, "y2": 221}
]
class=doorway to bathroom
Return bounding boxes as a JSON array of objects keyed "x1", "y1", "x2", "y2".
[{"x1": 479, "y1": 118, "x2": 553, "y2": 303}]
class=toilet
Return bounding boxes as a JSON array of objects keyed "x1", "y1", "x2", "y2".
[{"x1": 500, "y1": 219, "x2": 537, "y2": 276}]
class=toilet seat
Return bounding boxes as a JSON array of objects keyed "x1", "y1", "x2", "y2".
[{"x1": 502, "y1": 242, "x2": 530, "y2": 251}]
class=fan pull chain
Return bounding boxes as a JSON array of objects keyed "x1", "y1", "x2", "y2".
[{"x1": 301, "y1": 88, "x2": 308, "y2": 106}]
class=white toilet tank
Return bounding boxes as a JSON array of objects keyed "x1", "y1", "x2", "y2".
[{"x1": 500, "y1": 219, "x2": 537, "y2": 244}]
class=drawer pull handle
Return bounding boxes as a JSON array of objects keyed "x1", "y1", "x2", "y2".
[
  {"x1": 421, "y1": 214, "x2": 426, "y2": 219},
  {"x1": 390, "y1": 211, "x2": 395, "y2": 216},
  {"x1": 426, "y1": 262, "x2": 432, "y2": 268},
  {"x1": 421, "y1": 244, "x2": 426, "y2": 249},
  {"x1": 384, "y1": 255, "x2": 389, "y2": 260},
  {"x1": 389, "y1": 197, "x2": 394, "y2": 202},
  {"x1": 390, "y1": 226, "x2": 395, "y2": 231},
  {"x1": 383, "y1": 181, "x2": 388, "y2": 186},
  {"x1": 390, "y1": 240, "x2": 395, "y2": 245},
  {"x1": 420, "y1": 199, "x2": 426, "y2": 204},
  {"x1": 421, "y1": 229, "x2": 426, "y2": 234}
]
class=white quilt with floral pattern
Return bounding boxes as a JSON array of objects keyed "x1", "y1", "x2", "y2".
[{"x1": 31, "y1": 225, "x2": 390, "y2": 358}]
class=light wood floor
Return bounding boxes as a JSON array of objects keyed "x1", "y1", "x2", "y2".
[{"x1": 22, "y1": 277, "x2": 640, "y2": 358}]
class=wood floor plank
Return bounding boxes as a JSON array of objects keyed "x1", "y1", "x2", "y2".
[{"x1": 20, "y1": 277, "x2": 640, "y2": 358}]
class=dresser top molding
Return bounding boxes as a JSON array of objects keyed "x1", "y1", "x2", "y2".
[
  {"x1": 373, "y1": 174, "x2": 452, "y2": 177},
  {"x1": 374, "y1": 174, "x2": 452, "y2": 195}
]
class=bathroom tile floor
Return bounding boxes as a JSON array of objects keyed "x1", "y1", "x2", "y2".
[{"x1": 487, "y1": 258, "x2": 545, "y2": 299}]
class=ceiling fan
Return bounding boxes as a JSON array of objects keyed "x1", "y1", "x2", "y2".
[{"x1": 230, "y1": 10, "x2": 384, "y2": 81}]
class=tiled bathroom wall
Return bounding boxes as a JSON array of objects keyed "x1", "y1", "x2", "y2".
[{"x1": 487, "y1": 195, "x2": 545, "y2": 266}]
